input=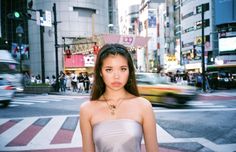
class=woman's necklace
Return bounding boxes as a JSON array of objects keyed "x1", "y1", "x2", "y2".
[{"x1": 103, "y1": 95, "x2": 124, "y2": 115}]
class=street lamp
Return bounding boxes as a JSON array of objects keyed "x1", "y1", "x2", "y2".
[{"x1": 16, "y1": 25, "x2": 24, "y2": 73}]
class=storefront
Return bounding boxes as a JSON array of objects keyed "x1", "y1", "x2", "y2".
[{"x1": 63, "y1": 34, "x2": 150, "y2": 74}]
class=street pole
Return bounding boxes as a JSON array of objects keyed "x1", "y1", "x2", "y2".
[
  {"x1": 201, "y1": 4, "x2": 206, "y2": 92},
  {"x1": 16, "y1": 25, "x2": 24, "y2": 73},
  {"x1": 53, "y1": 3, "x2": 59, "y2": 92},
  {"x1": 40, "y1": 10, "x2": 45, "y2": 83}
]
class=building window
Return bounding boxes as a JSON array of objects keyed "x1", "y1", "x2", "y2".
[{"x1": 184, "y1": 26, "x2": 195, "y2": 33}]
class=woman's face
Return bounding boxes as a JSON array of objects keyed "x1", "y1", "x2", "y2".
[{"x1": 101, "y1": 54, "x2": 129, "y2": 91}]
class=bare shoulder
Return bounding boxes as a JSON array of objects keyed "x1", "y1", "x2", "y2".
[
  {"x1": 135, "y1": 97, "x2": 152, "y2": 108},
  {"x1": 80, "y1": 100, "x2": 97, "y2": 114}
]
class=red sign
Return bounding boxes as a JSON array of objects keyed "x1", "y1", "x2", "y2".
[{"x1": 64, "y1": 54, "x2": 84, "y2": 68}]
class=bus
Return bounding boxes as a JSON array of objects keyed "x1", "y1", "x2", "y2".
[{"x1": 206, "y1": 64, "x2": 236, "y2": 89}]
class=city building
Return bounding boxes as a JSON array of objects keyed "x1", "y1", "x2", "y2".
[
  {"x1": 27, "y1": 0, "x2": 118, "y2": 79},
  {"x1": 138, "y1": 0, "x2": 165, "y2": 72},
  {"x1": 179, "y1": 0, "x2": 212, "y2": 72},
  {"x1": 213, "y1": 0, "x2": 236, "y2": 66}
]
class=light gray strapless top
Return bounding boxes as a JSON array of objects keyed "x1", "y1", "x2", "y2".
[{"x1": 93, "y1": 119, "x2": 143, "y2": 152}]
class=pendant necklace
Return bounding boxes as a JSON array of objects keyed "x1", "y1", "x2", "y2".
[{"x1": 103, "y1": 95, "x2": 123, "y2": 115}]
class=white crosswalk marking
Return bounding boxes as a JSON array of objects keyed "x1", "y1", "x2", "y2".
[
  {"x1": 9, "y1": 95, "x2": 89, "y2": 107},
  {"x1": 28, "y1": 116, "x2": 66, "y2": 147},
  {"x1": 0, "y1": 115, "x2": 167, "y2": 151},
  {"x1": 200, "y1": 92, "x2": 236, "y2": 97},
  {"x1": 1, "y1": 115, "x2": 236, "y2": 152},
  {"x1": 0, "y1": 117, "x2": 37, "y2": 147},
  {"x1": 188, "y1": 101, "x2": 226, "y2": 108},
  {"x1": 11, "y1": 101, "x2": 34, "y2": 105}
]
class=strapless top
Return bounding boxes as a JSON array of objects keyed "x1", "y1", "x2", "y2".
[{"x1": 93, "y1": 119, "x2": 143, "y2": 152}]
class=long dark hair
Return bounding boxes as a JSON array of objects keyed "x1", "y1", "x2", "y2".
[{"x1": 91, "y1": 43, "x2": 139, "y2": 100}]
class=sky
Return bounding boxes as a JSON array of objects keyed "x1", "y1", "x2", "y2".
[{"x1": 118, "y1": 0, "x2": 141, "y2": 15}]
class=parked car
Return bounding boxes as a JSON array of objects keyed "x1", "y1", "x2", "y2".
[
  {"x1": 136, "y1": 73, "x2": 198, "y2": 106},
  {"x1": 208, "y1": 71, "x2": 233, "y2": 89},
  {"x1": 0, "y1": 77, "x2": 15, "y2": 107}
]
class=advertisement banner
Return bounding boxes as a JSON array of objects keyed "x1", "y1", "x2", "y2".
[
  {"x1": 148, "y1": 9, "x2": 157, "y2": 28},
  {"x1": 11, "y1": 43, "x2": 29, "y2": 60}
]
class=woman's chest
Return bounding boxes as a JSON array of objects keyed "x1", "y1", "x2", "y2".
[{"x1": 90, "y1": 102, "x2": 143, "y2": 126}]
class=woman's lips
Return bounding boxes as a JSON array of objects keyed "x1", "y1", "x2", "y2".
[{"x1": 111, "y1": 82, "x2": 122, "y2": 87}]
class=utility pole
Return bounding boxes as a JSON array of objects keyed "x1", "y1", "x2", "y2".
[
  {"x1": 39, "y1": 10, "x2": 45, "y2": 83},
  {"x1": 53, "y1": 3, "x2": 59, "y2": 92},
  {"x1": 201, "y1": 4, "x2": 206, "y2": 92}
]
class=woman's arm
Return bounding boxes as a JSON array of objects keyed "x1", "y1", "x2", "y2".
[
  {"x1": 142, "y1": 99, "x2": 159, "y2": 152},
  {"x1": 80, "y1": 102, "x2": 95, "y2": 152}
]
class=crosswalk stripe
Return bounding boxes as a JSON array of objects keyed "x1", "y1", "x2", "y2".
[
  {"x1": 14, "y1": 99, "x2": 48, "y2": 103},
  {"x1": 8, "y1": 104, "x2": 19, "y2": 107},
  {"x1": 188, "y1": 101, "x2": 214, "y2": 106},
  {"x1": 16, "y1": 98, "x2": 62, "y2": 102},
  {"x1": 0, "y1": 117, "x2": 37, "y2": 147},
  {"x1": 0, "y1": 115, "x2": 167, "y2": 151},
  {"x1": 11, "y1": 101, "x2": 34, "y2": 105},
  {"x1": 28, "y1": 116, "x2": 66, "y2": 148},
  {"x1": 0, "y1": 119, "x2": 9, "y2": 126},
  {"x1": 71, "y1": 117, "x2": 82, "y2": 146}
]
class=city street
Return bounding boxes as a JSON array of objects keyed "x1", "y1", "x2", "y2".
[{"x1": 0, "y1": 90, "x2": 236, "y2": 152}]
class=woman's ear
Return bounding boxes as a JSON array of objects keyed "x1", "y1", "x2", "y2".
[{"x1": 100, "y1": 73, "x2": 102, "y2": 77}]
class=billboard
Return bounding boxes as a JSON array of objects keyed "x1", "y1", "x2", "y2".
[
  {"x1": 215, "y1": 0, "x2": 236, "y2": 25},
  {"x1": 219, "y1": 37, "x2": 236, "y2": 53},
  {"x1": 11, "y1": 43, "x2": 29, "y2": 60}
]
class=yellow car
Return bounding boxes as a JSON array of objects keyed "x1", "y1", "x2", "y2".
[{"x1": 136, "y1": 73, "x2": 198, "y2": 106}]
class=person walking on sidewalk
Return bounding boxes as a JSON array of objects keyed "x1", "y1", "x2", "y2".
[
  {"x1": 77, "y1": 73, "x2": 84, "y2": 93},
  {"x1": 71, "y1": 71, "x2": 78, "y2": 92},
  {"x1": 80, "y1": 44, "x2": 159, "y2": 152}
]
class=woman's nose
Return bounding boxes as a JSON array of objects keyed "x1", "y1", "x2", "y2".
[{"x1": 114, "y1": 71, "x2": 119, "y2": 78}]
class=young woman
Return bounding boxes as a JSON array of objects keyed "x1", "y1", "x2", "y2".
[{"x1": 80, "y1": 44, "x2": 158, "y2": 152}]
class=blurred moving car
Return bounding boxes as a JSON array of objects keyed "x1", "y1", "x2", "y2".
[
  {"x1": 0, "y1": 50, "x2": 24, "y2": 93},
  {"x1": 0, "y1": 77, "x2": 15, "y2": 107},
  {"x1": 136, "y1": 73, "x2": 198, "y2": 106}
]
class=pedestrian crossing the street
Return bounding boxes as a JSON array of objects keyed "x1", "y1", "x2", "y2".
[{"x1": 10, "y1": 95, "x2": 89, "y2": 107}]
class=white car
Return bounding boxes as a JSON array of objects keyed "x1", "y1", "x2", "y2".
[{"x1": 0, "y1": 77, "x2": 15, "y2": 107}]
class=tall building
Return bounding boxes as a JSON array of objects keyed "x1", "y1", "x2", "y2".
[
  {"x1": 27, "y1": 0, "x2": 118, "y2": 78},
  {"x1": 180, "y1": 0, "x2": 212, "y2": 72},
  {"x1": 139, "y1": 0, "x2": 165, "y2": 72}
]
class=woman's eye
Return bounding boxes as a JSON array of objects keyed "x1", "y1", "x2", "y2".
[
  {"x1": 105, "y1": 69, "x2": 112, "y2": 72},
  {"x1": 121, "y1": 68, "x2": 127, "y2": 71}
]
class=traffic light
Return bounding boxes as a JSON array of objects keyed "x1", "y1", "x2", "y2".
[
  {"x1": 14, "y1": 11, "x2": 20, "y2": 18},
  {"x1": 7, "y1": 11, "x2": 32, "y2": 20},
  {"x1": 7, "y1": 11, "x2": 22, "y2": 20}
]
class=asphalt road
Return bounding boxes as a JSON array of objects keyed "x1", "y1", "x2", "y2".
[{"x1": 0, "y1": 91, "x2": 236, "y2": 152}]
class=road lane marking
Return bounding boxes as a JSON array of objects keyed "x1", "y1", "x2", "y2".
[{"x1": 153, "y1": 108, "x2": 236, "y2": 113}]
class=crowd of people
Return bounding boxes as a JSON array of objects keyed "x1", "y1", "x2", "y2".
[{"x1": 22, "y1": 71, "x2": 94, "y2": 93}]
